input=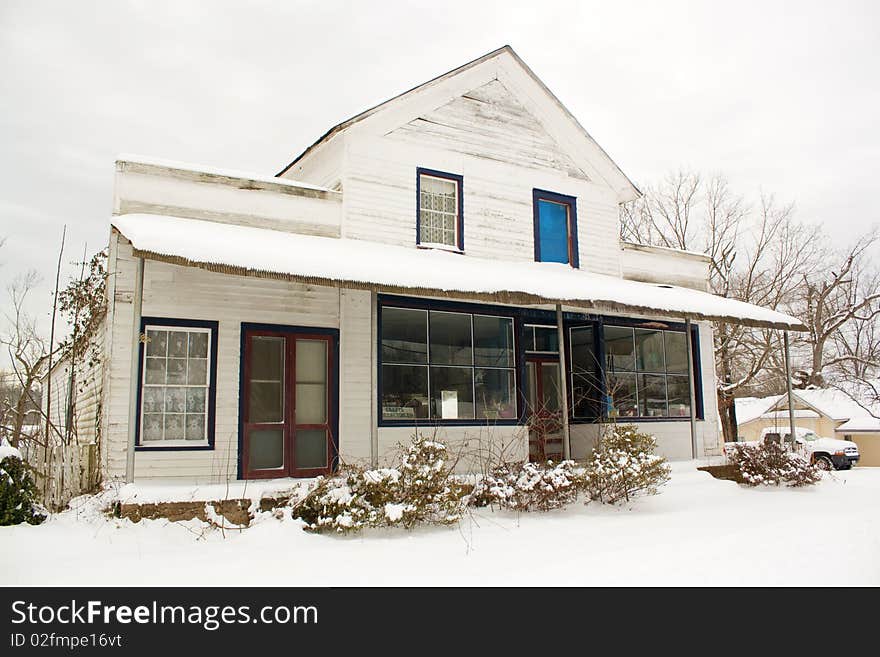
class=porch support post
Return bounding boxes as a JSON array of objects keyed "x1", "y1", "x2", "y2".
[
  {"x1": 784, "y1": 330, "x2": 796, "y2": 448},
  {"x1": 685, "y1": 317, "x2": 698, "y2": 459},
  {"x1": 555, "y1": 303, "x2": 571, "y2": 460},
  {"x1": 125, "y1": 256, "x2": 145, "y2": 484},
  {"x1": 370, "y1": 290, "x2": 379, "y2": 468}
]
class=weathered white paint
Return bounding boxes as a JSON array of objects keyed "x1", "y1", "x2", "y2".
[
  {"x1": 104, "y1": 235, "x2": 348, "y2": 482},
  {"x1": 620, "y1": 242, "x2": 711, "y2": 291},
  {"x1": 40, "y1": 324, "x2": 105, "y2": 446},
  {"x1": 114, "y1": 160, "x2": 341, "y2": 237},
  {"x1": 87, "y1": 47, "x2": 726, "y2": 482}
]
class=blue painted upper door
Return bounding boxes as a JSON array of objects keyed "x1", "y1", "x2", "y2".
[{"x1": 536, "y1": 199, "x2": 571, "y2": 264}]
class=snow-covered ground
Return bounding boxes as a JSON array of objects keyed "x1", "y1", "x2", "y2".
[{"x1": 3, "y1": 462, "x2": 878, "y2": 586}]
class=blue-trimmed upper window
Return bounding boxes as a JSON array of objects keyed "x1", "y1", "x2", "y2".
[
  {"x1": 533, "y1": 189, "x2": 578, "y2": 267},
  {"x1": 136, "y1": 318, "x2": 218, "y2": 450},
  {"x1": 417, "y1": 168, "x2": 463, "y2": 251}
]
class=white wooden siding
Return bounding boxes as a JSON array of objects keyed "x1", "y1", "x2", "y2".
[
  {"x1": 620, "y1": 243, "x2": 711, "y2": 292},
  {"x1": 104, "y1": 237, "x2": 719, "y2": 481},
  {"x1": 115, "y1": 161, "x2": 341, "y2": 237},
  {"x1": 104, "y1": 234, "x2": 347, "y2": 482},
  {"x1": 279, "y1": 133, "x2": 345, "y2": 191},
  {"x1": 97, "y1": 47, "x2": 724, "y2": 481},
  {"x1": 388, "y1": 79, "x2": 589, "y2": 180},
  {"x1": 342, "y1": 135, "x2": 622, "y2": 276}
]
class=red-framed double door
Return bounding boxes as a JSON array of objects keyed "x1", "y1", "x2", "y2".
[
  {"x1": 242, "y1": 328, "x2": 336, "y2": 479},
  {"x1": 525, "y1": 355, "x2": 564, "y2": 461}
]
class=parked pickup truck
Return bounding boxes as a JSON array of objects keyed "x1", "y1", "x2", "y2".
[{"x1": 725, "y1": 426, "x2": 860, "y2": 470}]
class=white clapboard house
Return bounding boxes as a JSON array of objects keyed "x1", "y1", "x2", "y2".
[{"x1": 78, "y1": 46, "x2": 803, "y2": 483}]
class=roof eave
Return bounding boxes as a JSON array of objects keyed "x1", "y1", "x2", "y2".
[{"x1": 125, "y1": 243, "x2": 807, "y2": 332}]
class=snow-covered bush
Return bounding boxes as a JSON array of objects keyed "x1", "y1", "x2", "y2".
[
  {"x1": 582, "y1": 424, "x2": 671, "y2": 504},
  {"x1": 469, "y1": 460, "x2": 586, "y2": 511},
  {"x1": 293, "y1": 436, "x2": 467, "y2": 533},
  {"x1": 726, "y1": 441, "x2": 821, "y2": 487},
  {"x1": 0, "y1": 445, "x2": 46, "y2": 526}
]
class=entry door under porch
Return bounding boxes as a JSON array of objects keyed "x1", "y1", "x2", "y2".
[
  {"x1": 525, "y1": 356, "x2": 564, "y2": 461},
  {"x1": 241, "y1": 327, "x2": 337, "y2": 479}
]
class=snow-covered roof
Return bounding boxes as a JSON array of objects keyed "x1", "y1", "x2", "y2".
[
  {"x1": 734, "y1": 395, "x2": 783, "y2": 425},
  {"x1": 112, "y1": 213, "x2": 805, "y2": 330},
  {"x1": 736, "y1": 387, "x2": 880, "y2": 427},
  {"x1": 836, "y1": 417, "x2": 880, "y2": 433},
  {"x1": 793, "y1": 388, "x2": 875, "y2": 422},
  {"x1": 760, "y1": 409, "x2": 819, "y2": 420}
]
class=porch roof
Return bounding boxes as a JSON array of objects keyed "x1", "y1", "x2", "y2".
[{"x1": 112, "y1": 213, "x2": 805, "y2": 331}]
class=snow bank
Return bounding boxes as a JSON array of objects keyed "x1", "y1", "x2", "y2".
[
  {"x1": 112, "y1": 213, "x2": 805, "y2": 329},
  {"x1": 4, "y1": 463, "x2": 879, "y2": 586}
]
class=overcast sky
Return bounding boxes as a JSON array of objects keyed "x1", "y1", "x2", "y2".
[{"x1": 1, "y1": 0, "x2": 878, "y2": 339}]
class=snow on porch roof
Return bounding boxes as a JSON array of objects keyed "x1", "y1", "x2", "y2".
[{"x1": 111, "y1": 213, "x2": 806, "y2": 331}]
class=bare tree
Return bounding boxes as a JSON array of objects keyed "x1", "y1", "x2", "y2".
[
  {"x1": 0, "y1": 271, "x2": 60, "y2": 448},
  {"x1": 622, "y1": 174, "x2": 823, "y2": 440},
  {"x1": 790, "y1": 231, "x2": 880, "y2": 387}
]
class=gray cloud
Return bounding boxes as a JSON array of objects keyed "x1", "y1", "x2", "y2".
[{"x1": 1, "y1": 0, "x2": 878, "y2": 341}]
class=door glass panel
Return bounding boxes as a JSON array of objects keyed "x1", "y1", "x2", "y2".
[
  {"x1": 251, "y1": 336, "x2": 284, "y2": 380},
  {"x1": 296, "y1": 384, "x2": 326, "y2": 424},
  {"x1": 296, "y1": 340, "x2": 327, "y2": 382},
  {"x1": 526, "y1": 362, "x2": 537, "y2": 412},
  {"x1": 295, "y1": 340, "x2": 327, "y2": 425},
  {"x1": 295, "y1": 429, "x2": 328, "y2": 469},
  {"x1": 249, "y1": 336, "x2": 284, "y2": 423},
  {"x1": 540, "y1": 363, "x2": 560, "y2": 413},
  {"x1": 249, "y1": 429, "x2": 284, "y2": 470}
]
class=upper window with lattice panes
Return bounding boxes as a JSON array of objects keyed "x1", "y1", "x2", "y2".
[{"x1": 417, "y1": 169, "x2": 463, "y2": 251}]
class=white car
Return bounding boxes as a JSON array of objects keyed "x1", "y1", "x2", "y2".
[{"x1": 725, "y1": 426, "x2": 860, "y2": 470}]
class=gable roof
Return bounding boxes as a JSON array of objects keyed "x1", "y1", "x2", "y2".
[
  {"x1": 735, "y1": 388, "x2": 880, "y2": 425},
  {"x1": 276, "y1": 45, "x2": 640, "y2": 201}
]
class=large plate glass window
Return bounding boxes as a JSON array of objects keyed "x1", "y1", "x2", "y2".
[
  {"x1": 602, "y1": 325, "x2": 695, "y2": 419},
  {"x1": 570, "y1": 325, "x2": 601, "y2": 419},
  {"x1": 380, "y1": 306, "x2": 516, "y2": 422},
  {"x1": 140, "y1": 324, "x2": 212, "y2": 446}
]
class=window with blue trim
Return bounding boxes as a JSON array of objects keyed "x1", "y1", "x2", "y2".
[
  {"x1": 417, "y1": 168, "x2": 463, "y2": 250},
  {"x1": 533, "y1": 189, "x2": 578, "y2": 266},
  {"x1": 380, "y1": 306, "x2": 516, "y2": 422},
  {"x1": 602, "y1": 326, "x2": 692, "y2": 419},
  {"x1": 138, "y1": 319, "x2": 217, "y2": 449}
]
